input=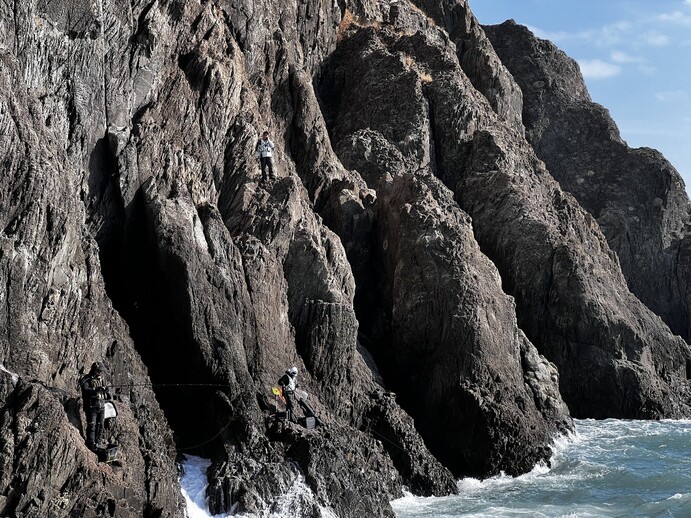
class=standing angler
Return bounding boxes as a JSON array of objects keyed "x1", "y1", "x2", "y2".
[
  {"x1": 80, "y1": 362, "x2": 109, "y2": 452},
  {"x1": 278, "y1": 366, "x2": 298, "y2": 422},
  {"x1": 255, "y1": 130, "x2": 277, "y2": 183}
]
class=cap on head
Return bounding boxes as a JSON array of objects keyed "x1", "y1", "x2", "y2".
[
  {"x1": 91, "y1": 361, "x2": 105, "y2": 373},
  {"x1": 288, "y1": 366, "x2": 298, "y2": 377}
]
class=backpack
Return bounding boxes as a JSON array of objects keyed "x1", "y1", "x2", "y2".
[{"x1": 278, "y1": 373, "x2": 290, "y2": 387}]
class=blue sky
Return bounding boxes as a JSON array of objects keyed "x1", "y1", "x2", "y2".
[{"x1": 468, "y1": 0, "x2": 691, "y2": 190}]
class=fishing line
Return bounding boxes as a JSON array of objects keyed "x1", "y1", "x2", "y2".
[
  {"x1": 107, "y1": 381, "x2": 235, "y2": 451},
  {"x1": 363, "y1": 418, "x2": 409, "y2": 454},
  {"x1": 108, "y1": 382, "x2": 232, "y2": 389},
  {"x1": 175, "y1": 416, "x2": 235, "y2": 452}
]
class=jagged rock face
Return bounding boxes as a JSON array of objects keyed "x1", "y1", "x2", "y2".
[
  {"x1": 483, "y1": 21, "x2": 691, "y2": 340},
  {"x1": 320, "y1": 9, "x2": 572, "y2": 477},
  {"x1": 0, "y1": 0, "x2": 454, "y2": 516},
  {"x1": 457, "y1": 128, "x2": 691, "y2": 419},
  {"x1": 412, "y1": 0, "x2": 524, "y2": 131},
  {"x1": 321, "y1": 12, "x2": 691, "y2": 420},
  {"x1": 2, "y1": 0, "x2": 691, "y2": 516},
  {"x1": 93, "y1": 0, "x2": 454, "y2": 514},
  {"x1": 375, "y1": 172, "x2": 570, "y2": 476},
  {"x1": 0, "y1": 50, "x2": 183, "y2": 517}
]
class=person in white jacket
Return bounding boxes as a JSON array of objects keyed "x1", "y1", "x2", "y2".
[
  {"x1": 255, "y1": 131, "x2": 276, "y2": 182},
  {"x1": 278, "y1": 366, "x2": 298, "y2": 422}
]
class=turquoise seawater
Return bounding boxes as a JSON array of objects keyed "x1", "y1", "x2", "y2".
[{"x1": 392, "y1": 419, "x2": 691, "y2": 518}]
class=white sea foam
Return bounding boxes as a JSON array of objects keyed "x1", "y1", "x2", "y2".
[
  {"x1": 179, "y1": 455, "x2": 338, "y2": 518},
  {"x1": 393, "y1": 419, "x2": 691, "y2": 517},
  {"x1": 180, "y1": 455, "x2": 224, "y2": 518}
]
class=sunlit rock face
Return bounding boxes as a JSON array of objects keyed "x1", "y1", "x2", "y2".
[
  {"x1": 0, "y1": 0, "x2": 689, "y2": 516},
  {"x1": 484, "y1": 20, "x2": 691, "y2": 343}
]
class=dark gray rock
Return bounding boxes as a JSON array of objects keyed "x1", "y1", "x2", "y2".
[
  {"x1": 373, "y1": 171, "x2": 571, "y2": 477},
  {"x1": 455, "y1": 127, "x2": 691, "y2": 418},
  {"x1": 319, "y1": 18, "x2": 572, "y2": 479},
  {"x1": 484, "y1": 21, "x2": 691, "y2": 341},
  {"x1": 0, "y1": 50, "x2": 184, "y2": 517},
  {"x1": 412, "y1": 0, "x2": 525, "y2": 131},
  {"x1": 3, "y1": 0, "x2": 691, "y2": 516},
  {"x1": 321, "y1": 14, "x2": 691, "y2": 422}
]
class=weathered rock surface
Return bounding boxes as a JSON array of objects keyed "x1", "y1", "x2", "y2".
[
  {"x1": 374, "y1": 171, "x2": 570, "y2": 476},
  {"x1": 321, "y1": 12, "x2": 691, "y2": 420},
  {"x1": 412, "y1": 0, "x2": 524, "y2": 131},
  {"x1": 0, "y1": 49, "x2": 183, "y2": 517},
  {"x1": 320, "y1": 5, "x2": 572, "y2": 477},
  {"x1": 1, "y1": 0, "x2": 691, "y2": 516},
  {"x1": 484, "y1": 21, "x2": 691, "y2": 341}
]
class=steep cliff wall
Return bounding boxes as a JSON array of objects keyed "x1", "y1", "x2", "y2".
[
  {"x1": 484, "y1": 21, "x2": 691, "y2": 342},
  {"x1": 0, "y1": 0, "x2": 689, "y2": 517},
  {"x1": 0, "y1": 49, "x2": 183, "y2": 517},
  {"x1": 320, "y1": 3, "x2": 690, "y2": 421}
]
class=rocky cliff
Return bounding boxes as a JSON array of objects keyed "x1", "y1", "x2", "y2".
[
  {"x1": 0, "y1": 0, "x2": 689, "y2": 517},
  {"x1": 484, "y1": 20, "x2": 691, "y2": 343}
]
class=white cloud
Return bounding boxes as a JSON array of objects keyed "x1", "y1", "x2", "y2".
[
  {"x1": 610, "y1": 50, "x2": 643, "y2": 63},
  {"x1": 656, "y1": 11, "x2": 691, "y2": 26},
  {"x1": 526, "y1": 21, "x2": 634, "y2": 47},
  {"x1": 531, "y1": 11, "x2": 681, "y2": 51},
  {"x1": 577, "y1": 59, "x2": 621, "y2": 79},
  {"x1": 597, "y1": 21, "x2": 632, "y2": 46},
  {"x1": 527, "y1": 25, "x2": 588, "y2": 43},
  {"x1": 685, "y1": 0, "x2": 691, "y2": 7},
  {"x1": 643, "y1": 32, "x2": 671, "y2": 46},
  {"x1": 655, "y1": 90, "x2": 687, "y2": 102},
  {"x1": 638, "y1": 64, "x2": 657, "y2": 75}
]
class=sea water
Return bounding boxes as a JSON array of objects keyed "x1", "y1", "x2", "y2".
[
  {"x1": 392, "y1": 419, "x2": 691, "y2": 518},
  {"x1": 181, "y1": 419, "x2": 691, "y2": 517}
]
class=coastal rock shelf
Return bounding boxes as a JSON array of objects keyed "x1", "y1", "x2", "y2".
[{"x1": 0, "y1": 0, "x2": 689, "y2": 516}]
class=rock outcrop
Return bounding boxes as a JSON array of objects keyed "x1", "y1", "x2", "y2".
[
  {"x1": 374, "y1": 171, "x2": 570, "y2": 477},
  {"x1": 484, "y1": 21, "x2": 691, "y2": 342},
  {"x1": 1, "y1": 0, "x2": 690, "y2": 517},
  {"x1": 0, "y1": 50, "x2": 183, "y2": 517},
  {"x1": 321, "y1": 7, "x2": 691, "y2": 420}
]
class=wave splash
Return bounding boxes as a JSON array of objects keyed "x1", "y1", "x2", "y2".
[
  {"x1": 392, "y1": 419, "x2": 691, "y2": 517},
  {"x1": 179, "y1": 455, "x2": 338, "y2": 518}
]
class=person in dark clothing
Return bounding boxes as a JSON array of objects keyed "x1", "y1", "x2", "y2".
[
  {"x1": 80, "y1": 362, "x2": 109, "y2": 451},
  {"x1": 278, "y1": 366, "x2": 298, "y2": 422},
  {"x1": 388, "y1": 0, "x2": 400, "y2": 26},
  {"x1": 255, "y1": 131, "x2": 276, "y2": 182}
]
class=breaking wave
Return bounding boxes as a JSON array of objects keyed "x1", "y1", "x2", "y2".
[
  {"x1": 392, "y1": 419, "x2": 691, "y2": 517},
  {"x1": 179, "y1": 455, "x2": 338, "y2": 518}
]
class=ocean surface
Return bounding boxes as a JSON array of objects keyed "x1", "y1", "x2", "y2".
[
  {"x1": 181, "y1": 419, "x2": 690, "y2": 517},
  {"x1": 393, "y1": 419, "x2": 691, "y2": 518}
]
